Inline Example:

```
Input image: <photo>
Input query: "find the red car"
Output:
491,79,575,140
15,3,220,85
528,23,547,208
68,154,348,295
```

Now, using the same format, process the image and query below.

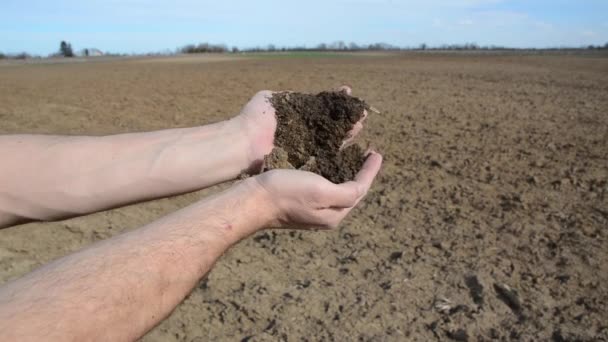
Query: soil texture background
1,53,607,341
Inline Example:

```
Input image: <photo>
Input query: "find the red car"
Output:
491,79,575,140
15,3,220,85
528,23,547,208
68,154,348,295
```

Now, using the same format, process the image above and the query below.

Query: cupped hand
236,86,368,172
252,151,382,229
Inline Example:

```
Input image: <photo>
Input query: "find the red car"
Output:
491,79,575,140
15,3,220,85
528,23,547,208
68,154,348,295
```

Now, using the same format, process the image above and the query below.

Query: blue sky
1,0,607,55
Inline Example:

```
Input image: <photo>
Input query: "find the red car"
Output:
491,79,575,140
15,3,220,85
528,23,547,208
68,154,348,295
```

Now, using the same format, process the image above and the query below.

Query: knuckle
327,220,341,229
309,184,326,203
257,90,272,97
347,183,363,204
323,215,342,229
346,196,358,208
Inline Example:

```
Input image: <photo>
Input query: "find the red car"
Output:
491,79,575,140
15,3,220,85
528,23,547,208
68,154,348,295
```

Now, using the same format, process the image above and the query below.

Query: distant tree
180,42,227,54
181,44,195,53
83,48,89,57
60,41,74,57
420,43,427,50
327,41,346,50
0,52,5,59
369,42,391,50
317,43,327,50
267,44,276,52
231,46,239,53
349,42,359,50
465,42,479,50
15,52,29,60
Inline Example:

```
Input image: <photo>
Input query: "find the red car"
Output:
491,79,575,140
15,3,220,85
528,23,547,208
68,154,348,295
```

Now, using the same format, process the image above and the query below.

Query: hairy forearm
0,118,252,227
0,179,271,341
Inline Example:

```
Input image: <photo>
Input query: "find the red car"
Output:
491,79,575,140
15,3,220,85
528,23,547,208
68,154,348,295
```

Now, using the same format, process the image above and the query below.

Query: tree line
3,40,608,60
178,41,608,54
0,41,84,59
179,41,408,53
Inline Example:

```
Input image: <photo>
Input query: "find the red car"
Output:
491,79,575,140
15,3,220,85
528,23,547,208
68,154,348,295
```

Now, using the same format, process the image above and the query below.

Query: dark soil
264,91,368,183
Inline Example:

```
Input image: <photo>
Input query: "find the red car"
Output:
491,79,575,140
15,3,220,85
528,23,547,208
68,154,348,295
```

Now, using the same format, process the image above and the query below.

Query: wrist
230,177,278,236
222,116,254,172
231,114,274,174
178,176,276,244
207,119,253,173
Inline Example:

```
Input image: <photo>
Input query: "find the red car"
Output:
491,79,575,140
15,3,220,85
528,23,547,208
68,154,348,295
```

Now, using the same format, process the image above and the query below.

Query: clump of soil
264,91,369,183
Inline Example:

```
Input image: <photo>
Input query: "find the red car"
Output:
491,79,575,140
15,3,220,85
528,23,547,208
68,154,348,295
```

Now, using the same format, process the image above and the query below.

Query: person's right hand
251,151,382,229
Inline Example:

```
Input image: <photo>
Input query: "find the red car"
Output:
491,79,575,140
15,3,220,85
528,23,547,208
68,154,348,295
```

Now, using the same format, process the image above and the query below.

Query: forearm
0,118,253,227
0,178,272,341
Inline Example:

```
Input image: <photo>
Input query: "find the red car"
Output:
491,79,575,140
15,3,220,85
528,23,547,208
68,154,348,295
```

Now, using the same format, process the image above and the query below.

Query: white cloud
581,30,597,37
458,19,474,26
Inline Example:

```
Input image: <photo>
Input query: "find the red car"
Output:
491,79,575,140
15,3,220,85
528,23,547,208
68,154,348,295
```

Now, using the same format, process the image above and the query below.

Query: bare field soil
1,53,607,341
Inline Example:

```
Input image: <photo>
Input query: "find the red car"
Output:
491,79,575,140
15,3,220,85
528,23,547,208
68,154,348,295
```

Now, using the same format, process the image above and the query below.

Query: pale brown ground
1,53,607,341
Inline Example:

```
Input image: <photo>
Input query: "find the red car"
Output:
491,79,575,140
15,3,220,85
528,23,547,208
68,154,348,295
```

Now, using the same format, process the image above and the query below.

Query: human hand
236,86,369,172
336,85,368,149
251,151,382,229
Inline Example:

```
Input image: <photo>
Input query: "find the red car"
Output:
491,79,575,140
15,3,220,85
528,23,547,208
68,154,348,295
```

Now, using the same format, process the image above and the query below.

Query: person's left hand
236,86,368,173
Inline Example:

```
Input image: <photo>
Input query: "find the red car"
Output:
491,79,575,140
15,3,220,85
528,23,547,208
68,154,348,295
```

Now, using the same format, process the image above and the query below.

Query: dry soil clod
263,91,371,183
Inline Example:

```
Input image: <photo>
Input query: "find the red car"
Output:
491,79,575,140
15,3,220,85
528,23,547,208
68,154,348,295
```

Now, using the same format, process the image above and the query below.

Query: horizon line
3,40,608,57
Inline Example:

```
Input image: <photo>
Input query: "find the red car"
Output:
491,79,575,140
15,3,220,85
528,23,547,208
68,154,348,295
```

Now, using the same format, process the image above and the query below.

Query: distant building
81,48,104,57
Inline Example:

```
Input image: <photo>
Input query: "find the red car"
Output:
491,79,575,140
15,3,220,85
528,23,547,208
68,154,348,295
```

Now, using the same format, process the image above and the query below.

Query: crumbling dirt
264,91,367,183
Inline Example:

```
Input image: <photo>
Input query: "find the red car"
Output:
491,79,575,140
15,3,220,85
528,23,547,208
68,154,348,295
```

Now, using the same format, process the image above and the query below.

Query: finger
257,90,275,97
255,90,277,107
354,151,383,194
316,153,382,225
324,181,360,208
317,207,352,229
350,121,363,138
337,85,352,95
325,151,382,207
361,109,368,122
340,122,364,149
